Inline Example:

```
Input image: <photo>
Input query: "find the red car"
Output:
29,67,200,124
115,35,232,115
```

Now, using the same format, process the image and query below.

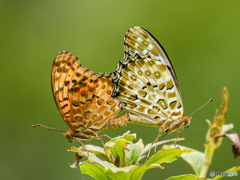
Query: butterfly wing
112,27,183,124
70,73,122,131
52,51,122,136
124,27,181,96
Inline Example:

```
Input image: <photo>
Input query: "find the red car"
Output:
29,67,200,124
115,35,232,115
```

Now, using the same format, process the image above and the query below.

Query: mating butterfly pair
35,27,194,145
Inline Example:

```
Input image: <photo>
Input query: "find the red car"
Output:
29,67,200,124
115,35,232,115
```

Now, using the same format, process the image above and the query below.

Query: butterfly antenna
188,98,213,117
32,124,66,133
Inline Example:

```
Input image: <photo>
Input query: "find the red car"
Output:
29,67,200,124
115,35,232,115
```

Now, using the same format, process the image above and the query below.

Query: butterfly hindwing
88,73,122,130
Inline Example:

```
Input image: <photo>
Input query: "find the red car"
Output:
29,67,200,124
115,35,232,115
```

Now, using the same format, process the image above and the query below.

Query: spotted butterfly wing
52,51,128,142
112,27,191,133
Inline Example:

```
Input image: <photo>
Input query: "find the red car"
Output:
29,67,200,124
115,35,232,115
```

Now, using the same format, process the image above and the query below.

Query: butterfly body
112,27,192,136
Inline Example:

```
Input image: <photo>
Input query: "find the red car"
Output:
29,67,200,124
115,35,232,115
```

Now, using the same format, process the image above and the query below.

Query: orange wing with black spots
52,51,129,142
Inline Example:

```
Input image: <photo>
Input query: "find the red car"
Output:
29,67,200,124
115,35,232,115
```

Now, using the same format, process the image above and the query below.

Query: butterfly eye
185,126,189,129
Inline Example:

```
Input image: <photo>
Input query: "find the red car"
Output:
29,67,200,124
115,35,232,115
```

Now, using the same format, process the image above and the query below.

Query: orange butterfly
33,51,130,146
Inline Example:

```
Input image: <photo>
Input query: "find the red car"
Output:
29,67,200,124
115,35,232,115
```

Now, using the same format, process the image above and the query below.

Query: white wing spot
143,49,148,54
148,44,153,50
168,87,175,93
137,37,143,42
165,75,170,81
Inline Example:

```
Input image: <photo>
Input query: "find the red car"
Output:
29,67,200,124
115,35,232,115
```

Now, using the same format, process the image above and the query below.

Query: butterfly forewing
52,51,92,129
124,27,180,95
112,27,183,124
52,51,123,140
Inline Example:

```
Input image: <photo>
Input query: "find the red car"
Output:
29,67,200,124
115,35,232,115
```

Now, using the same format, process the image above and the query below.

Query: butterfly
111,27,193,146
34,50,130,146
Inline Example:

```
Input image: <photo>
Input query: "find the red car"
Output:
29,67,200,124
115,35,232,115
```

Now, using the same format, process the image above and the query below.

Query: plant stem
200,144,215,177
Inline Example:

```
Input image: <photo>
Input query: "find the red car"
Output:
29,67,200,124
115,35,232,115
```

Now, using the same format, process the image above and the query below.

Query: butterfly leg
146,128,175,163
98,137,111,162
154,130,163,153
97,133,130,145
96,134,116,162
145,130,163,163
74,138,89,158
97,134,115,142
154,130,170,153
170,131,181,147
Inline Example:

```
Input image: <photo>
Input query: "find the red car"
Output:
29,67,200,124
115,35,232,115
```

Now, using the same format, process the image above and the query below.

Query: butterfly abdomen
101,113,129,131
128,114,162,127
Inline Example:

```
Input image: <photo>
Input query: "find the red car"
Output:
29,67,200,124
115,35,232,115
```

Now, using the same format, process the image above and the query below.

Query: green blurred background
1,0,239,179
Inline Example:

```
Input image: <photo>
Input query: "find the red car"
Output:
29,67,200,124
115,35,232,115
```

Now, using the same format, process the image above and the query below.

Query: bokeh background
1,0,240,179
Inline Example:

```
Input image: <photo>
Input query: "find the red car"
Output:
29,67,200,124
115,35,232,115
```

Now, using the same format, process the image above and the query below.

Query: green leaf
106,139,128,167
163,145,204,177
124,134,137,142
213,166,240,180
141,138,185,159
106,141,119,160
129,164,164,180
67,146,79,153
104,164,164,180
68,135,198,180
84,144,108,160
115,139,127,167
68,146,117,169
68,143,164,180
114,131,137,142
107,165,136,173
166,174,209,180
80,159,164,180
104,166,135,180
145,147,194,165
84,144,105,155
125,139,144,166
104,170,130,180
105,141,116,148
80,161,108,180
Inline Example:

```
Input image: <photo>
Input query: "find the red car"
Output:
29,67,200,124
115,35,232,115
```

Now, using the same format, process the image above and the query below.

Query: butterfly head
63,129,98,142
63,130,74,142
182,116,192,129
181,98,213,129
